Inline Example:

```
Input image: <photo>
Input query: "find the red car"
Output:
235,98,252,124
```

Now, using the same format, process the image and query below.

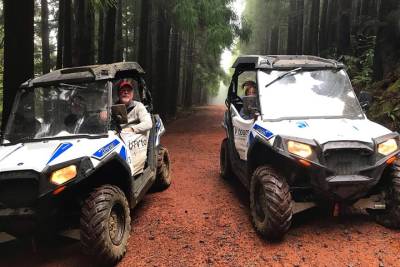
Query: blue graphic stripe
249,132,255,144
296,121,309,128
253,124,274,139
47,143,73,164
92,139,120,159
119,146,127,160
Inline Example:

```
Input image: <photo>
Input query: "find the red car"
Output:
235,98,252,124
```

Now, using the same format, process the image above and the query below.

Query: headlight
50,165,77,185
287,141,313,158
378,139,398,155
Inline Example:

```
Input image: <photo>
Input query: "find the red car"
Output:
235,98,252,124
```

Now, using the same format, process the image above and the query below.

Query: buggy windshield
2,81,110,144
257,69,364,120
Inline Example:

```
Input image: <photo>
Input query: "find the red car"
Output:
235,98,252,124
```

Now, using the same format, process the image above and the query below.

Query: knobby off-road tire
80,185,131,265
220,138,233,179
154,145,171,191
250,166,293,240
374,160,400,228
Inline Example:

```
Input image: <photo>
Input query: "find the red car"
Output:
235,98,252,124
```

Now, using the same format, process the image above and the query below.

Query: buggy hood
0,136,125,173
253,117,393,146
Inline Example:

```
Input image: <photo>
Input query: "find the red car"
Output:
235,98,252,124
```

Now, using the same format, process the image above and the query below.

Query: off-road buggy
0,62,171,263
220,55,400,240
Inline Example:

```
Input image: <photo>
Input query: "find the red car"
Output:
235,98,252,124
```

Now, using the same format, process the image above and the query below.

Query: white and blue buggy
0,62,171,264
221,55,400,240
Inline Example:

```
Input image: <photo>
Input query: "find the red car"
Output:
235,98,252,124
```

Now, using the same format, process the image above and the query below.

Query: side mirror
358,91,372,111
111,104,128,124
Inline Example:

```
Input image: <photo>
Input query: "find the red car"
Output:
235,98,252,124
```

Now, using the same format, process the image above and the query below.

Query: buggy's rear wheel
372,160,400,228
220,138,233,179
80,185,131,264
154,145,171,190
250,166,293,240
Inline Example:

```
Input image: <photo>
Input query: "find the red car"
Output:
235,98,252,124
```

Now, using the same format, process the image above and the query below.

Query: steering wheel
79,112,107,134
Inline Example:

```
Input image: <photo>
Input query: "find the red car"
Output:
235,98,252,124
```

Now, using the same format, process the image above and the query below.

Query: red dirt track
1,105,400,266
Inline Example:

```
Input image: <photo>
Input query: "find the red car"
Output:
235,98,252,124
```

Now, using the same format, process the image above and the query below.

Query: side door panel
230,104,253,160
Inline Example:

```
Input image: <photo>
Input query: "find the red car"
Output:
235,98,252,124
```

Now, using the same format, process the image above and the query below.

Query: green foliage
173,0,240,99
367,77,400,130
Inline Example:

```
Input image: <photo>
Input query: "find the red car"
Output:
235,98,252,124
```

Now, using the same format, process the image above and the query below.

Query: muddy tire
154,146,171,190
373,160,400,228
220,138,233,179
80,185,131,265
250,166,293,240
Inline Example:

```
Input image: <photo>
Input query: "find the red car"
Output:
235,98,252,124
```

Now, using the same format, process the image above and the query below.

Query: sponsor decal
128,138,147,150
92,139,120,160
234,127,250,137
47,143,73,164
253,124,274,139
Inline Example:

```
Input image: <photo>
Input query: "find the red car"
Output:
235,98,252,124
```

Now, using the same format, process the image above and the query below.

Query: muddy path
1,105,399,266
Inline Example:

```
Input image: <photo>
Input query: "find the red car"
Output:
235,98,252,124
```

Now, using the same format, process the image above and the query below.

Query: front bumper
303,149,394,202
272,136,399,202
316,174,379,201
0,157,93,236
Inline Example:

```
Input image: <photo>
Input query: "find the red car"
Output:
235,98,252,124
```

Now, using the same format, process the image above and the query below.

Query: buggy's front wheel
250,166,293,240
372,160,400,228
80,185,131,264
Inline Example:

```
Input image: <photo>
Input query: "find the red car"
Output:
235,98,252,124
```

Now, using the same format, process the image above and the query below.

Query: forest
0,0,247,129
0,0,400,130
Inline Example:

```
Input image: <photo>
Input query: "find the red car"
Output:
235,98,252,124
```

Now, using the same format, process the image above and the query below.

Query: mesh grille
0,172,39,208
324,150,371,175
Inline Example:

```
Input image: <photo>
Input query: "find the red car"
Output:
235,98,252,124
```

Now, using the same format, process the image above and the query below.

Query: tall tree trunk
56,0,64,69
168,30,181,117
336,0,351,55
74,1,94,66
88,6,95,64
155,4,171,117
98,9,104,63
309,0,320,55
183,32,195,108
63,0,72,67
287,0,298,54
319,0,329,56
270,25,279,54
326,0,338,54
302,0,312,54
115,0,123,61
373,0,400,80
2,0,34,129
132,0,141,60
138,0,150,69
41,0,50,73
102,5,117,63
296,0,304,54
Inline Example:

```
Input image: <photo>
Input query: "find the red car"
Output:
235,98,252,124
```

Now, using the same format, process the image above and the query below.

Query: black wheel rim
254,180,266,221
108,202,126,245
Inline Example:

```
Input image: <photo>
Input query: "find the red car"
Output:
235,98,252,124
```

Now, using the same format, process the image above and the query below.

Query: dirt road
1,105,400,266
